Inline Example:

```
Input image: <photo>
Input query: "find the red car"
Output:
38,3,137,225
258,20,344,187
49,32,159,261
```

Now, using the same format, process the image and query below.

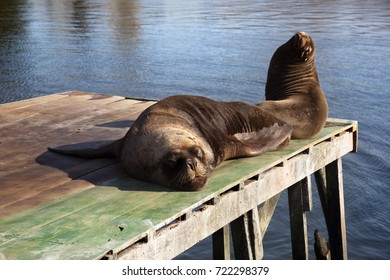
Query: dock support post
231,207,263,260
212,225,231,260
314,158,348,260
259,193,281,235
288,176,311,259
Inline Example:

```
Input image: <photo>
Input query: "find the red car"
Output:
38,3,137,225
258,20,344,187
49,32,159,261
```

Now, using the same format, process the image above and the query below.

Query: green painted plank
0,176,164,242
0,123,354,259
0,184,200,259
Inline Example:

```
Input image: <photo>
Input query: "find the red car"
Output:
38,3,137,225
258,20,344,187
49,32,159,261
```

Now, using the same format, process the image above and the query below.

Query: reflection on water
1,0,389,259
3,0,387,104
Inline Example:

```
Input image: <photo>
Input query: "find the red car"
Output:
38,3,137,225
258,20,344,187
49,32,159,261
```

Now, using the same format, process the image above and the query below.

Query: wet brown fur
49,95,292,191
257,32,328,138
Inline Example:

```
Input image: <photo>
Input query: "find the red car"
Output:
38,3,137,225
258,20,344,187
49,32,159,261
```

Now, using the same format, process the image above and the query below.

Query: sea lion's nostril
186,159,196,171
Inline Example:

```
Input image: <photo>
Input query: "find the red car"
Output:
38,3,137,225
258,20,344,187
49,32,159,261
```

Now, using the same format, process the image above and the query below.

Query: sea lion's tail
48,139,123,159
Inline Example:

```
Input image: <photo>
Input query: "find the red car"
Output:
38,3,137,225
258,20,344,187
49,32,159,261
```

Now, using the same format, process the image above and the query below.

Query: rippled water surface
1,0,389,259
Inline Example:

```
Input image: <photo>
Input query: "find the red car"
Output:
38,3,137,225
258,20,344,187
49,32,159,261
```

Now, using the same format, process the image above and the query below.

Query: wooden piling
231,207,264,260
212,225,231,260
288,177,310,260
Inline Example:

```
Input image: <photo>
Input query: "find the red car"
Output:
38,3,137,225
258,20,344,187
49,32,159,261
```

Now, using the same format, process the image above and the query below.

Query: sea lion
257,31,328,138
49,95,292,191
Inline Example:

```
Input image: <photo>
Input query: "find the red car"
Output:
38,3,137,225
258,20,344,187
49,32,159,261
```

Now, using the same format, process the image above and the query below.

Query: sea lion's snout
185,158,197,171
170,161,209,191
291,32,314,61
162,146,210,191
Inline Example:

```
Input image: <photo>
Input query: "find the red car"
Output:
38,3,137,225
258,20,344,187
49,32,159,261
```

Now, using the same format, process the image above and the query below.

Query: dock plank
0,95,152,153
0,92,68,112
0,92,114,127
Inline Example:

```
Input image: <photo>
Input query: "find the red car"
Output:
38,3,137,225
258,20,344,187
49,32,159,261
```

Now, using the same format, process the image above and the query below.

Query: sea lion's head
121,127,213,191
161,142,209,191
272,31,316,64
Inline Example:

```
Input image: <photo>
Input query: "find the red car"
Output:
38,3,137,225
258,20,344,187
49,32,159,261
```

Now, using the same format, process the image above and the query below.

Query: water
1,0,389,259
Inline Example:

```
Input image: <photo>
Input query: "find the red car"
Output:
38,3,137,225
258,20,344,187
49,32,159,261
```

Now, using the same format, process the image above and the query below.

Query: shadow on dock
36,148,171,193
35,116,172,195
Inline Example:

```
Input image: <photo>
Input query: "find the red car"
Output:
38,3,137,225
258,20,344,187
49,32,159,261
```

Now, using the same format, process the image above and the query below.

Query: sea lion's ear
230,123,292,158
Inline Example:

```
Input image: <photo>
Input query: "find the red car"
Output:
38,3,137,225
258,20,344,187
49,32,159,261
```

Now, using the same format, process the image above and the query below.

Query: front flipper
228,123,292,159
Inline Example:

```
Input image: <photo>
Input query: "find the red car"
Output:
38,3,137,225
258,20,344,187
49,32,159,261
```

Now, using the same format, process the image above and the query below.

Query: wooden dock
0,91,358,260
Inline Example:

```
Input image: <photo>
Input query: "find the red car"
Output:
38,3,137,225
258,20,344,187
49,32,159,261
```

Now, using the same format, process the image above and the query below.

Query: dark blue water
1,0,389,259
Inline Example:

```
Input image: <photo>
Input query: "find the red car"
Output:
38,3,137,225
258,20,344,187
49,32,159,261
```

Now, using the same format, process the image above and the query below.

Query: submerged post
325,159,348,259
314,158,348,260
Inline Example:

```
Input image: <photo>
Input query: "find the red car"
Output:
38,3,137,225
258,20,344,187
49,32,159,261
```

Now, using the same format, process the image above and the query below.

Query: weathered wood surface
231,207,263,260
288,177,311,260
0,91,358,259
